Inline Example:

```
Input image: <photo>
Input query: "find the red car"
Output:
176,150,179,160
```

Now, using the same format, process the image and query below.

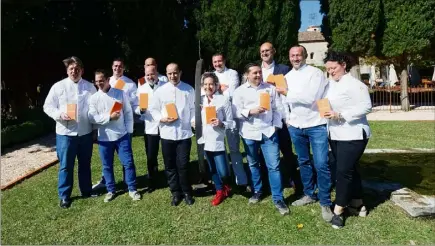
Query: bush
1,108,55,148
1,120,46,148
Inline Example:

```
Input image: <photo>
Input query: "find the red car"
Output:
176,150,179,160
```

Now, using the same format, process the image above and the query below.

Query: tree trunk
400,67,410,111
350,65,361,80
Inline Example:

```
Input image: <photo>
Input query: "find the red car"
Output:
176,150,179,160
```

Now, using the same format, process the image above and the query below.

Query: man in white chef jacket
92,57,138,191
149,63,195,206
283,45,333,222
211,53,249,191
134,65,166,192
88,69,141,203
43,56,96,208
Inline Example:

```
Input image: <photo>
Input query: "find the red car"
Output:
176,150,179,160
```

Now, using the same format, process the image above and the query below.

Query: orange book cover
114,79,125,90
274,74,287,89
220,84,228,91
139,93,148,109
138,77,145,86
266,74,275,84
317,98,331,118
110,101,123,114
205,106,217,124
66,104,77,120
260,92,271,111
165,103,178,119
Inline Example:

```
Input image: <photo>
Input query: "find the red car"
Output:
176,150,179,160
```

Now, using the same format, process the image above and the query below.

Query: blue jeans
288,125,332,206
98,133,137,193
242,132,283,203
56,132,93,200
205,151,230,191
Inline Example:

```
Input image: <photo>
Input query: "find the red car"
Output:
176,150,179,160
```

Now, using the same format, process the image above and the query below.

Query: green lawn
367,121,435,149
2,121,435,244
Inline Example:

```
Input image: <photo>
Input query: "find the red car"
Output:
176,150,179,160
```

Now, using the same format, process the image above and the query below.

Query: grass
367,121,435,149
2,123,435,244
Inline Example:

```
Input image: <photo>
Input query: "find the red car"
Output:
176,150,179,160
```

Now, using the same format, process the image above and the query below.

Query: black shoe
331,213,345,229
248,192,262,204
184,194,195,206
275,200,290,215
171,195,182,206
81,192,97,198
59,199,71,209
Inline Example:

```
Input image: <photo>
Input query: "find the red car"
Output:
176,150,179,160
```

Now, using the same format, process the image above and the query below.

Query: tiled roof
298,31,326,42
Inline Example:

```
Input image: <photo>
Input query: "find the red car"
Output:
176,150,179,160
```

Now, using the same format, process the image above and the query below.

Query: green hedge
1,108,55,148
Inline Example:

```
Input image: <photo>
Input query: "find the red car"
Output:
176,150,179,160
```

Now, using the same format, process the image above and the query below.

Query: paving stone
390,188,435,217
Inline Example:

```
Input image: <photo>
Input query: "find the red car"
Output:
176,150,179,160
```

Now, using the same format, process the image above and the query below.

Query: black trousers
329,131,368,207
144,133,160,184
277,121,303,194
161,138,192,196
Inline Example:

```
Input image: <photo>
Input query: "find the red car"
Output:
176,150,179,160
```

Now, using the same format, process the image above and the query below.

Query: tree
321,0,435,110
195,0,300,72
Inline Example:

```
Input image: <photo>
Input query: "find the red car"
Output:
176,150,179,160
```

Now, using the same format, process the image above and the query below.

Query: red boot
211,190,226,206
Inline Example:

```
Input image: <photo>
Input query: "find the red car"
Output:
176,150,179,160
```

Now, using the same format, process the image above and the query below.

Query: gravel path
1,134,57,187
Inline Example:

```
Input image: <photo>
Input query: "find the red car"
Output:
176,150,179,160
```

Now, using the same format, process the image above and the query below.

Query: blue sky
299,0,322,32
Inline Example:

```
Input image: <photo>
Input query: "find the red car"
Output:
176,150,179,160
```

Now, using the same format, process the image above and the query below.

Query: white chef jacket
284,64,328,128
214,67,240,99
158,74,168,82
134,80,166,135
88,88,134,142
109,75,137,108
43,77,96,136
149,81,195,141
326,73,372,141
233,81,282,141
200,93,234,152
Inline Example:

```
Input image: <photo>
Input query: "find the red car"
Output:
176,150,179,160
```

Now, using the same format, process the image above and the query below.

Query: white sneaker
104,192,115,203
348,205,368,217
129,191,141,201
92,179,106,190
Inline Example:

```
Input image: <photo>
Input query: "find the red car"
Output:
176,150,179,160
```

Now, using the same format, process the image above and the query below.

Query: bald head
144,57,157,69
166,63,181,84
260,42,276,64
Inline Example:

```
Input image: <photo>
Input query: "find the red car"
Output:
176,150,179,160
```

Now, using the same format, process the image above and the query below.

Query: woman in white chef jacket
199,72,234,206
323,51,372,229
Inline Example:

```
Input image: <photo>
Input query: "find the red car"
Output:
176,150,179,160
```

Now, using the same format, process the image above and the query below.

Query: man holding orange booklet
88,69,141,203
149,63,195,206
233,63,289,216
211,53,249,191
43,56,96,208
134,65,166,192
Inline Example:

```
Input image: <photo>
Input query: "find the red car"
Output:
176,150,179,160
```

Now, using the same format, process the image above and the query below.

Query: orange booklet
266,74,275,85
139,93,148,109
317,98,331,118
138,77,145,86
165,103,178,119
110,101,123,114
205,106,217,124
220,84,228,91
260,92,271,111
274,74,287,89
114,79,125,90
66,104,77,120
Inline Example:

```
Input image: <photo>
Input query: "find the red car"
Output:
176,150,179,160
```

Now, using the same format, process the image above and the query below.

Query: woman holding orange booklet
198,72,234,206
323,51,372,229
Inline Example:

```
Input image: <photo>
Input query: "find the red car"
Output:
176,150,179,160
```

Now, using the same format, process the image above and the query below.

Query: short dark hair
290,45,308,59
212,53,226,61
113,57,124,65
94,69,110,80
323,51,355,72
244,62,261,74
63,56,84,69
